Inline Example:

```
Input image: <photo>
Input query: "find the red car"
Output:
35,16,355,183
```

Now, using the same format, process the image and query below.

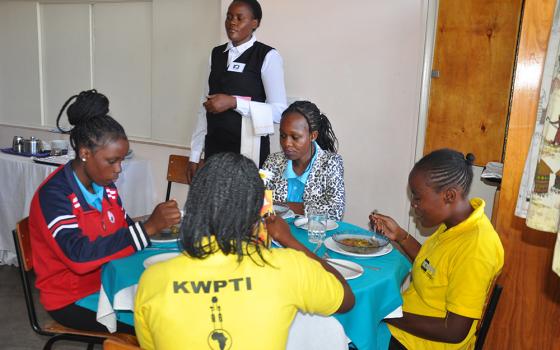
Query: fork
322,251,380,271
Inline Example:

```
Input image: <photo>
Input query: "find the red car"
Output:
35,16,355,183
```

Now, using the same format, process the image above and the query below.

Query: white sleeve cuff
235,97,251,117
189,150,202,163
128,222,150,251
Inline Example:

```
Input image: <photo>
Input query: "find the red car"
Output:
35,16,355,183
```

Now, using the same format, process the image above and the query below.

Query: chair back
12,217,140,348
14,217,33,271
12,217,46,335
104,338,142,350
474,283,503,350
165,155,189,201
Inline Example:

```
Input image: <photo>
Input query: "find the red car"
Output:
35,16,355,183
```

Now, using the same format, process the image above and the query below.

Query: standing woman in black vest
187,0,287,183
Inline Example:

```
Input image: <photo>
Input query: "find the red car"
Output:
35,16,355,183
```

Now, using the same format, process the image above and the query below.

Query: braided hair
55,89,127,154
179,152,266,262
282,101,339,153
413,148,475,196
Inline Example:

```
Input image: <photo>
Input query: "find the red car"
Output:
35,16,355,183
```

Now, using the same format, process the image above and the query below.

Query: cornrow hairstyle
179,152,267,263
413,148,475,196
281,101,339,153
55,89,127,154
232,0,262,24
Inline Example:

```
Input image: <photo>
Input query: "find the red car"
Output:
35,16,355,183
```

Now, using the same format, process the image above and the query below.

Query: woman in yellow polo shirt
370,148,504,350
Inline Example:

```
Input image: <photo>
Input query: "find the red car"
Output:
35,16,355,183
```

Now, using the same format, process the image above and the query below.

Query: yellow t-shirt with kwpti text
134,245,344,350
389,198,504,350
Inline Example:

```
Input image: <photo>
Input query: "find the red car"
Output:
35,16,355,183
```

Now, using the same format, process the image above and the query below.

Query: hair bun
67,89,109,127
465,153,475,165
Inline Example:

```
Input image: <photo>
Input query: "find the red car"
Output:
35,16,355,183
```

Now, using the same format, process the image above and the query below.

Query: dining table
0,151,156,265
93,219,411,350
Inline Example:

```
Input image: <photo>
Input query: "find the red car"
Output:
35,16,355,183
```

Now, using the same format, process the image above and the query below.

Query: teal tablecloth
93,221,411,350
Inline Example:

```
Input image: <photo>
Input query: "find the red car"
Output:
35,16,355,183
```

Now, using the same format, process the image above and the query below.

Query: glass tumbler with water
307,211,327,243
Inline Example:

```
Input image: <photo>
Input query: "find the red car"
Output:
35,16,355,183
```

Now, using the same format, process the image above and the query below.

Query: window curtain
516,1,560,276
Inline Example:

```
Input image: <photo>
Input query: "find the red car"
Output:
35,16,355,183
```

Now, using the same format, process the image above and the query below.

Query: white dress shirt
189,35,287,163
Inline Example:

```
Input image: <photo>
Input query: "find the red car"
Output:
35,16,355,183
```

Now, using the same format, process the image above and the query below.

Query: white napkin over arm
240,101,274,164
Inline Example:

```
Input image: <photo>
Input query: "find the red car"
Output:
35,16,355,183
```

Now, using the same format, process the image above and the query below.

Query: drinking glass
307,211,327,244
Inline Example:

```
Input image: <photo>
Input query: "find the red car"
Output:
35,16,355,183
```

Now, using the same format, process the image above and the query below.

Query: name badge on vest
228,62,246,73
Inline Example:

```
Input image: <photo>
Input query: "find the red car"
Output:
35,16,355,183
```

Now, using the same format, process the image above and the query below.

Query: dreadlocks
179,152,266,262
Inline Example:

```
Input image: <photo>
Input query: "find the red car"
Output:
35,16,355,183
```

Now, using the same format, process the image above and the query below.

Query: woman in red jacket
29,90,181,334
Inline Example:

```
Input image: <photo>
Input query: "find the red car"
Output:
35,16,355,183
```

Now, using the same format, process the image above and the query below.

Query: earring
81,158,86,162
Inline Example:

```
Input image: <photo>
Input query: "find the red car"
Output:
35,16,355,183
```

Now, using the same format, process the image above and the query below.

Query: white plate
143,252,180,268
293,217,339,231
281,209,295,219
150,237,179,243
273,204,290,215
326,259,363,280
150,228,179,243
324,237,393,257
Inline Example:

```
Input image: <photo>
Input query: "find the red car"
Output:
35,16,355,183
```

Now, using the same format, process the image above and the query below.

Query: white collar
224,34,257,55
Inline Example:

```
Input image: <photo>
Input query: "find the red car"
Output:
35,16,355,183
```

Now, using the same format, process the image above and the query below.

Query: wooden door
424,0,523,166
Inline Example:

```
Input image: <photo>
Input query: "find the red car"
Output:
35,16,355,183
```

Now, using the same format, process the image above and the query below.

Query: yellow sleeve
284,250,345,315
134,272,156,350
446,252,498,319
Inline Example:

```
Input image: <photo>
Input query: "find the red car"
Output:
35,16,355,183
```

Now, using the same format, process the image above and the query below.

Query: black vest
205,41,273,166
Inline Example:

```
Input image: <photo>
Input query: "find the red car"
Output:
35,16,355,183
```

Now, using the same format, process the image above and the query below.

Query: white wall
223,0,430,227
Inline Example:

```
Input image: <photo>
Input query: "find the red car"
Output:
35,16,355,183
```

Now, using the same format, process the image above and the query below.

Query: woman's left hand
203,94,236,113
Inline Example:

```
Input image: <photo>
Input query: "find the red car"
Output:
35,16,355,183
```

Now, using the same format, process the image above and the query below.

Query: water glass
307,211,327,244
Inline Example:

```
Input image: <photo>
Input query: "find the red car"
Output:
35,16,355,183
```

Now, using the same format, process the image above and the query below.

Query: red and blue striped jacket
29,162,150,311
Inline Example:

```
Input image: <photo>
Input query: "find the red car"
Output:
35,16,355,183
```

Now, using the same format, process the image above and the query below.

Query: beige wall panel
40,3,91,130
0,1,41,127
151,0,221,145
93,2,152,138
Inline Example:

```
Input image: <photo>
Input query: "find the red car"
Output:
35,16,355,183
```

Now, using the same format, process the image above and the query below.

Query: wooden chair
104,338,141,350
474,282,503,350
165,155,189,201
165,154,205,200
12,217,138,350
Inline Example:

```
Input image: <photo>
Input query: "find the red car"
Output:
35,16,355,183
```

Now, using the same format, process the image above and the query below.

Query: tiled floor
0,264,100,349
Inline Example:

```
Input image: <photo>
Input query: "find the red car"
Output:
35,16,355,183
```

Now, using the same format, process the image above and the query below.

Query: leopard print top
262,146,345,220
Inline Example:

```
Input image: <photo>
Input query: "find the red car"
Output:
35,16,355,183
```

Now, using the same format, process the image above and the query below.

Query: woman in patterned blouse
262,101,345,220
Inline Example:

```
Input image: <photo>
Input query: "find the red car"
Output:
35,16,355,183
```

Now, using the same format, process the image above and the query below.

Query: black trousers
49,303,135,335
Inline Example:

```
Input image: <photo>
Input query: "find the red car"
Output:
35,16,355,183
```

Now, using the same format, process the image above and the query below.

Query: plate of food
293,217,339,231
150,226,180,243
325,233,392,257
326,258,363,280
143,252,180,268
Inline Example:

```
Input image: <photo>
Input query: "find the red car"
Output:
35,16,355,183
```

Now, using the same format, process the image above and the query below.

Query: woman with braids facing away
262,100,345,220
28,90,181,334
134,153,354,350
370,149,504,350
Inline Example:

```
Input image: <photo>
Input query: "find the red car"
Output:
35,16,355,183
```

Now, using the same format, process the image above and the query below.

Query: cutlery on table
322,250,380,271
324,258,363,274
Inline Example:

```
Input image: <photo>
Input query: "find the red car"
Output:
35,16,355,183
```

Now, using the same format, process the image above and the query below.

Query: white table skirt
0,152,156,265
